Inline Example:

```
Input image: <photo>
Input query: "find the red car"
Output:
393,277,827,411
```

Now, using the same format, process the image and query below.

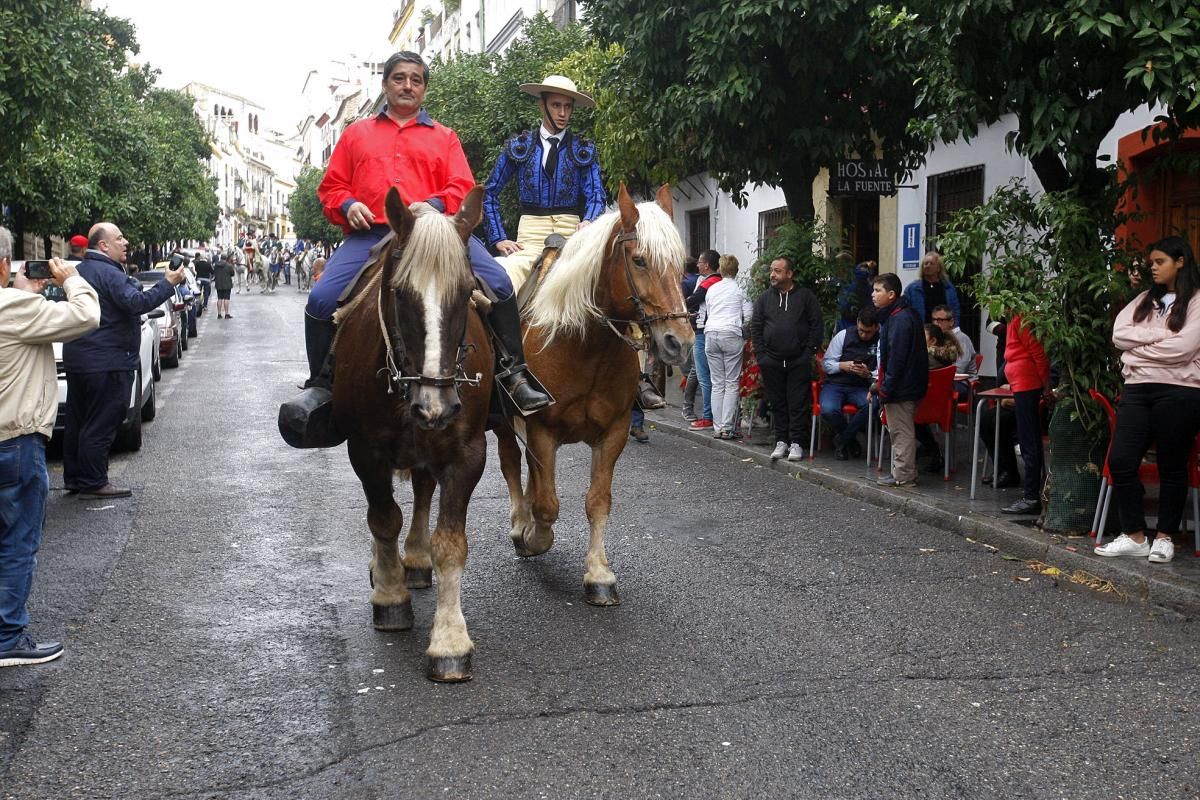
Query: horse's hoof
584,582,621,606
404,567,433,589
427,653,473,683
516,537,552,556
372,600,414,631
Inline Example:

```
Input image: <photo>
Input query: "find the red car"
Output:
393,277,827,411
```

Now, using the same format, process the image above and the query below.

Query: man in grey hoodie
750,256,823,462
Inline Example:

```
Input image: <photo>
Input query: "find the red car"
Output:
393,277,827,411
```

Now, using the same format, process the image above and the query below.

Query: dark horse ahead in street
332,186,493,682
496,185,694,605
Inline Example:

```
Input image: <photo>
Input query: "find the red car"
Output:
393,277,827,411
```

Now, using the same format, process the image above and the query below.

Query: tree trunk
781,166,818,224
12,206,26,260
43,235,52,258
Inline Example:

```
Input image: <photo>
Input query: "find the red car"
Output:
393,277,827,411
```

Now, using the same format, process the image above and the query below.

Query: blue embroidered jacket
482,129,606,245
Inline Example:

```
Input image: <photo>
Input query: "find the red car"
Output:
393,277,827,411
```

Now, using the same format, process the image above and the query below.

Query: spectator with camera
63,223,185,498
0,228,101,666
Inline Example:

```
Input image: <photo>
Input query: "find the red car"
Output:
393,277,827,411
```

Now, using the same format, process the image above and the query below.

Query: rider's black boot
278,313,345,448
489,295,552,413
636,374,666,409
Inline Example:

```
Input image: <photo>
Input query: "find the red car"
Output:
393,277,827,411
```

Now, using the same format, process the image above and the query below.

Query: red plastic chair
955,353,985,430
1091,388,1200,555
809,377,861,460
877,366,957,481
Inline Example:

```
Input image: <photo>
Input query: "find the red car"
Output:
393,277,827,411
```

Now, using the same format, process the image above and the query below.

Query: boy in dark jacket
871,272,927,486
750,256,823,461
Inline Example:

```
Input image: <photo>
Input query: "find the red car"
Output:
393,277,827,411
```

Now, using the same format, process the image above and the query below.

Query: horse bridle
375,247,481,398
598,229,692,351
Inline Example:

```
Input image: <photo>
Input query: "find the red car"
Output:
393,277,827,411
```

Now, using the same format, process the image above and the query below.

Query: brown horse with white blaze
496,184,693,605
332,185,493,682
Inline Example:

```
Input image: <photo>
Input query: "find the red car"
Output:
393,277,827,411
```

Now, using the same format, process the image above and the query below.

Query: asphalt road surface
3,289,1199,799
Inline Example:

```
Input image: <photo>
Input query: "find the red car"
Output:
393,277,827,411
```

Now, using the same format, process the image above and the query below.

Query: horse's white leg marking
427,526,473,659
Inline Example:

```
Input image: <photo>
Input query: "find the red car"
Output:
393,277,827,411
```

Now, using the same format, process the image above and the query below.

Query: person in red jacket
1000,315,1051,515
279,51,549,449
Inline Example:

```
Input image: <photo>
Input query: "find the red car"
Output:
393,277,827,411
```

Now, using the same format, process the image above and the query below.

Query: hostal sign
829,160,895,196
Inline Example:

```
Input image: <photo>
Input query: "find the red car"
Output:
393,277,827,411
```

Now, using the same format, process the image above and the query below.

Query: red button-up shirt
318,108,475,233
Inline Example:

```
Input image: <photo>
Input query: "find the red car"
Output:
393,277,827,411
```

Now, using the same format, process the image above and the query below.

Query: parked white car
10,260,162,452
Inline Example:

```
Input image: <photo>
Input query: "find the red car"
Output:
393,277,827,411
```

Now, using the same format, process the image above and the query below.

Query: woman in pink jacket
1096,237,1200,564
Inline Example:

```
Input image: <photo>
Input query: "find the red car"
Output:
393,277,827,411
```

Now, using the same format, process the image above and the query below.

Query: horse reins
597,230,692,351
375,249,481,398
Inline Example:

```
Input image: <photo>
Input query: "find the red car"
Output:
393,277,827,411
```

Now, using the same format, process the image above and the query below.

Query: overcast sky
98,0,391,129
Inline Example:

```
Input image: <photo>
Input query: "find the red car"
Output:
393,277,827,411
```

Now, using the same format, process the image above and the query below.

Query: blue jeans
0,434,48,651
693,330,713,421
307,227,514,320
631,407,644,428
819,382,870,441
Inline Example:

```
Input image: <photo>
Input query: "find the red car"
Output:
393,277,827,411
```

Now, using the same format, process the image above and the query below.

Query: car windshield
137,270,167,283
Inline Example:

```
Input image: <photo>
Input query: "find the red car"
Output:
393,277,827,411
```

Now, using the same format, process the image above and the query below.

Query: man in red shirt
281,51,550,448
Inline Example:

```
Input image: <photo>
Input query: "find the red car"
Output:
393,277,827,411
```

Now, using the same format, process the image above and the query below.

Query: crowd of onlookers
665,236,1200,567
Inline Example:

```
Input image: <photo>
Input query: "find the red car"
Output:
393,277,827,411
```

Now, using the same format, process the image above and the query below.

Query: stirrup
636,378,666,410
495,366,555,416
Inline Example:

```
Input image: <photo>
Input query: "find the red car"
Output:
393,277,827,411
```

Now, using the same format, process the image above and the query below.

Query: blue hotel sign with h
902,224,920,270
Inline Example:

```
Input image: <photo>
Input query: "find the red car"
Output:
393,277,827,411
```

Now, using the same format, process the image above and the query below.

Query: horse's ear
453,186,485,243
655,184,674,218
617,182,639,232
385,187,415,243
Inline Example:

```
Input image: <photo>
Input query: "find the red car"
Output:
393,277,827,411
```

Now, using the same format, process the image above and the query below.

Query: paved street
3,288,1200,799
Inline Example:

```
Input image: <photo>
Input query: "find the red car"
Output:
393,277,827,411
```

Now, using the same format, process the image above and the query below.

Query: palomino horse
332,185,493,682
496,184,693,605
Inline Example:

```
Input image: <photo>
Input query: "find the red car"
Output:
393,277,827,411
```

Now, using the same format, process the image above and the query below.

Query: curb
646,410,1200,615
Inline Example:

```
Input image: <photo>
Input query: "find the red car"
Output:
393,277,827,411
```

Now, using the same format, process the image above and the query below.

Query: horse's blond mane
389,202,472,305
525,201,684,343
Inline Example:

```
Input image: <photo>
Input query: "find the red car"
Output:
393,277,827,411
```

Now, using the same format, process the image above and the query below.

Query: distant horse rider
279,51,551,449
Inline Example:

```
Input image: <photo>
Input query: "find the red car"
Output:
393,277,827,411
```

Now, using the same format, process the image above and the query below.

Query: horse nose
412,392,462,430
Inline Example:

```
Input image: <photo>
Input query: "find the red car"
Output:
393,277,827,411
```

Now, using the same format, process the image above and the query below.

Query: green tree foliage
0,1,135,161
583,0,929,222
888,0,1200,213
938,182,1139,438
289,165,343,245
0,9,219,252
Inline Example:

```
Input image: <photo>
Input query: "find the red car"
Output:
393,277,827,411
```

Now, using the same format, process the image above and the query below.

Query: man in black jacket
750,256,823,462
63,222,184,497
871,272,928,487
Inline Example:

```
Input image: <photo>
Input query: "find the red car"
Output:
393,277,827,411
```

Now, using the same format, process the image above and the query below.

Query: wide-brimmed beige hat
519,74,595,108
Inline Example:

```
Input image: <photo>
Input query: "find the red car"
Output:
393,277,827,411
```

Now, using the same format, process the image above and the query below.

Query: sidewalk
644,384,1200,614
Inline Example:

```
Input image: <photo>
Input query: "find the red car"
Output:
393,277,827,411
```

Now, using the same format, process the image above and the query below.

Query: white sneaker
1094,533,1151,558
770,441,787,460
1148,537,1175,564
787,443,804,462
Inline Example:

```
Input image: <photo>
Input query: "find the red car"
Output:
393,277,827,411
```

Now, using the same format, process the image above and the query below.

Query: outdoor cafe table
970,385,1014,500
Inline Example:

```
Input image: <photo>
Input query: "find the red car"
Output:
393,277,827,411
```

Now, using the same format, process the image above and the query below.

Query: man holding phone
62,222,184,498
820,307,880,460
0,227,100,666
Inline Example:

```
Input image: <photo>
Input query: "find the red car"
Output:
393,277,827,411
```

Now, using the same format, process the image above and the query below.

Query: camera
24,260,52,280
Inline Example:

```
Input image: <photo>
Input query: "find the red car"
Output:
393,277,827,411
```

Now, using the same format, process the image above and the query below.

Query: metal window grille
688,209,710,257
757,206,789,254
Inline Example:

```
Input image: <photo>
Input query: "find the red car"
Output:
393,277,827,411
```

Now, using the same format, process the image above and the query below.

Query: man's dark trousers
760,361,811,446
63,371,134,491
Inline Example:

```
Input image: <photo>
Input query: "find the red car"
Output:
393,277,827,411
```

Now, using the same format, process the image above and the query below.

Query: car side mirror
147,309,165,319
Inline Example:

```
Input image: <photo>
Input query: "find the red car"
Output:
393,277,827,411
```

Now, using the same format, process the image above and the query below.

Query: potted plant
939,179,1139,531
